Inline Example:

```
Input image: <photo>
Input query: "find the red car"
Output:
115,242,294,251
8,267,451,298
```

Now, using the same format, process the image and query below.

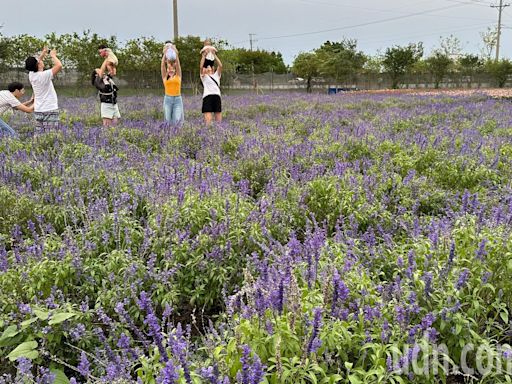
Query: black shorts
202,94,222,113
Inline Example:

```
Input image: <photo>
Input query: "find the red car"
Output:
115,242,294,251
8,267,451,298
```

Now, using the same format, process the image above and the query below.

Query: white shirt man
25,47,62,130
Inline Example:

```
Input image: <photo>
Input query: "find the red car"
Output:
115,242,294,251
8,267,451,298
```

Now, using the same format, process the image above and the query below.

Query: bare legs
203,112,222,125
102,117,118,127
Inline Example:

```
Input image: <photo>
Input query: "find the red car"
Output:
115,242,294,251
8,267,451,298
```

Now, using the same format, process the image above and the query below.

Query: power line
234,23,492,56
294,0,421,13
231,2,493,48
355,21,492,46
296,0,493,21
256,3,466,41
444,0,492,7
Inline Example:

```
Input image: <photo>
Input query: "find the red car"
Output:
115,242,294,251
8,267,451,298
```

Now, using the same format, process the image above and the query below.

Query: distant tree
46,31,117,81
2,34,44,68
173,35,205,91
314,39,366,83
410,59,428,75
362,56,383,75
439,34,463,59
119,37,161,71
486,59,512,88
224,48,287,74
458,54,482,73
382,43,423,88
269,51,288,74
425,51,453,88
115,37,162,87
292,52,320,93
457,54,483,85
480,27,498,60
0,32,7,70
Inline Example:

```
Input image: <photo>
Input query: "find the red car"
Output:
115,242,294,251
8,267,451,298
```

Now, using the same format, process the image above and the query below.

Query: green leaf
7,340,39,361
21,318,38,328
344,361,353,371
0,325,19,341
34,309,49,321
328,374,343,383
50,369,70,384
348,374,363,384
501,310,509,324
48,312,76,325
282,369,291,383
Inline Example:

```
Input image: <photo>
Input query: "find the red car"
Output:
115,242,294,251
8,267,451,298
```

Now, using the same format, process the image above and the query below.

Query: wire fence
0,68,509,93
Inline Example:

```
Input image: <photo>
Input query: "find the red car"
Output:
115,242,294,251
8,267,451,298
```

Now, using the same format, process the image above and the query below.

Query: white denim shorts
100,103,121,119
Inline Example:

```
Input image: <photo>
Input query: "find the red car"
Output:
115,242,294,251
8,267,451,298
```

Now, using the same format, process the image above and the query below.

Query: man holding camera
25,46,62,131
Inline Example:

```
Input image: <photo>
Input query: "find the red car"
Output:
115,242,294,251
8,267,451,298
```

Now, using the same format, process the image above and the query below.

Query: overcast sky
2,0,510,64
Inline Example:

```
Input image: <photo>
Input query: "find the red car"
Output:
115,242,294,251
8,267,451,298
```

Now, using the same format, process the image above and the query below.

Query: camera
47,49,51,54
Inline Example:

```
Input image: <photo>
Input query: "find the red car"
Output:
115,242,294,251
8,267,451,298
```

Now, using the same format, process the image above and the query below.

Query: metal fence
0,68,508,92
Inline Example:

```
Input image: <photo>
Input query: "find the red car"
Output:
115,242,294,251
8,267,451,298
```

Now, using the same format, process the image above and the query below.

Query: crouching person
91,69,120,127
0,82,35,137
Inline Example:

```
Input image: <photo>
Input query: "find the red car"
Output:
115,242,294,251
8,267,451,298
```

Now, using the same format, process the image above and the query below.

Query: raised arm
98,60,107,78
50,49,63,76
38,46,48,63
199,53,206,76
161,53,167,83
106,61,116,76
175,49,182,78
214,54,223,76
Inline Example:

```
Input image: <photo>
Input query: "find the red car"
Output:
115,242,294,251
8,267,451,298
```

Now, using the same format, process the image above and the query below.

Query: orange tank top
164,75,181,96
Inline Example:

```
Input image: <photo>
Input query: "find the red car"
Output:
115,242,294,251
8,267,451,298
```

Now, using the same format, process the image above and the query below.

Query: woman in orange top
161,45,184,124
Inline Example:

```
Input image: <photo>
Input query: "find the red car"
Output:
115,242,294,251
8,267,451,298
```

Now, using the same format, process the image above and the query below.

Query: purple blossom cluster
1,92,512,382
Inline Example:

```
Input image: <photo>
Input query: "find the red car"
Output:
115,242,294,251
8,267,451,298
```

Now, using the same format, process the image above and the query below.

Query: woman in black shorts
200,52,223,125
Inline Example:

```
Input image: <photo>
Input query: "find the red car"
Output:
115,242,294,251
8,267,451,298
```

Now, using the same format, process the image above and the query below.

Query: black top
93,74,118,104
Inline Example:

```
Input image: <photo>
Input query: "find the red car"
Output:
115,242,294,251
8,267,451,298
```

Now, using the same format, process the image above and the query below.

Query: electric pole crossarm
491,0,510,61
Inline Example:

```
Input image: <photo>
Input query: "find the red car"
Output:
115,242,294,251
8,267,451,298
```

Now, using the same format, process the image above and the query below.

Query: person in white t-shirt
0,82,34,137
25,47,63,131
200,51,223,125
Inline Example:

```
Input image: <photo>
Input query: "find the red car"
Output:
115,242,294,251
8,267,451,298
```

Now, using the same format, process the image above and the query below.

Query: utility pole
491,0,510,61
249,33,256,51
249,34,257,93
173,0,179,41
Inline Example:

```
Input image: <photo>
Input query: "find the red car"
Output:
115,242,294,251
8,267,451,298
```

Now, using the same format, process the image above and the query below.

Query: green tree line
1,30,512,90
292,34,512,92
0,31,287,87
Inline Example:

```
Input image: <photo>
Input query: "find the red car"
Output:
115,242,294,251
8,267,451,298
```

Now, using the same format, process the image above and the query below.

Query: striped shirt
0,90,21,115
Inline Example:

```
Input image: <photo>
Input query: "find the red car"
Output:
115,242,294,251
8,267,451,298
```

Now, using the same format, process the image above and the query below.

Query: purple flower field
2,92,512,383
